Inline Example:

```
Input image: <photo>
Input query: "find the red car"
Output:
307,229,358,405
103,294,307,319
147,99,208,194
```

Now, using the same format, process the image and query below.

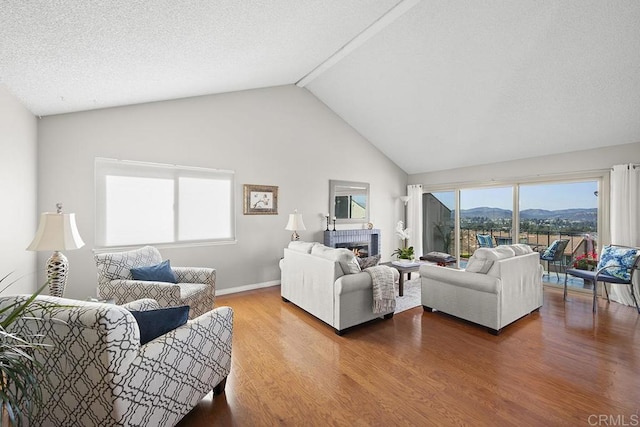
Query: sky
432,181,598,211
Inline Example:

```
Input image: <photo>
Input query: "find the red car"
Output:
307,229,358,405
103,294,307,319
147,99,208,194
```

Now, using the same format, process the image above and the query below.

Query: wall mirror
329,180,370,224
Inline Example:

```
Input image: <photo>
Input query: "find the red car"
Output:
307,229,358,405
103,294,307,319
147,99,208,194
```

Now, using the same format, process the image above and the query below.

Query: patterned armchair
95,246,215,319
0,295,233,427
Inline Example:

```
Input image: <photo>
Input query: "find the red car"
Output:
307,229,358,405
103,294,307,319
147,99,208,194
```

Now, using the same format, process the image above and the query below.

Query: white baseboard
216,280,280,296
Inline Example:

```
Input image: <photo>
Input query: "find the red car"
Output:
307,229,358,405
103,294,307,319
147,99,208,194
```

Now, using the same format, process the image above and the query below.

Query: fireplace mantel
324,229,381,256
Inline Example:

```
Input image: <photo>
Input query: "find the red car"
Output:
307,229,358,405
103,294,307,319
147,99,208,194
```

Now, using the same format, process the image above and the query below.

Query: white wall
37,85,407,299
409,141,640,186
0,85,38,294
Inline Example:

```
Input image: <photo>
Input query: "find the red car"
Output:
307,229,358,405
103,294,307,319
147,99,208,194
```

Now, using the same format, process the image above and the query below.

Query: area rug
394,278,421,314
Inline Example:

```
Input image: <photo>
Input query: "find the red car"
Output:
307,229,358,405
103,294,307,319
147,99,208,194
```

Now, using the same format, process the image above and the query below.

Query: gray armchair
95,245,215,319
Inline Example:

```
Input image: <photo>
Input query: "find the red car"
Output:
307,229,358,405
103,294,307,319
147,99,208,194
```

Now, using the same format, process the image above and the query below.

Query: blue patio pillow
597,245,638,281
130,259,177,283
477,235,493,248
129,305,190,345
541,240,562,260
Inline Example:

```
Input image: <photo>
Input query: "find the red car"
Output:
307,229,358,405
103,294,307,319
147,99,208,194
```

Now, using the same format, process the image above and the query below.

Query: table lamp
27,203,84,297
285,209,306,241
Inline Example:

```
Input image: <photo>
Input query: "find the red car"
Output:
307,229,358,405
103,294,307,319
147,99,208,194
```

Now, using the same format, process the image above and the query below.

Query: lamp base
46,251,68,298
291,231,300,241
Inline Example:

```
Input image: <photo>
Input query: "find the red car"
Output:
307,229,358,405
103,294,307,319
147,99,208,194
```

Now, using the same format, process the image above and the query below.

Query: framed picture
243,184,278,215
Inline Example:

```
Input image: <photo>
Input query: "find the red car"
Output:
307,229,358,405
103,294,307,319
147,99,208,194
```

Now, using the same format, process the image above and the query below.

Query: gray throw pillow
357,254,381,269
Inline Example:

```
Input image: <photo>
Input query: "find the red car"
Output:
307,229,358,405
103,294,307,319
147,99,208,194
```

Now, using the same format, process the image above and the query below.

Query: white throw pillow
465,257,494,274
288,241,317,254
494,245,516,258
509,244,533,256
311,246,361,275
473,247,514,261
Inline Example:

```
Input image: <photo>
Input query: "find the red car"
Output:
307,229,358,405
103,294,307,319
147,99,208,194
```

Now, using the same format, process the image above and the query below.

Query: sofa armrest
335,272,372,295
99,279,182,305
0,295,143,426
117,306,234,424
173,266,216,288
335,267,399,295
420,264,500,294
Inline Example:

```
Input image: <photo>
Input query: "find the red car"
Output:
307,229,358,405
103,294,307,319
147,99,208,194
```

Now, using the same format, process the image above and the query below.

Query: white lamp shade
285,213,306,231
27,212,85,251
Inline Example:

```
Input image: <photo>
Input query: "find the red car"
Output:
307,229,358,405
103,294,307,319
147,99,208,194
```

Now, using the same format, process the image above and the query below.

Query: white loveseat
420,244,543,335
280,241,398,334
0,295,233,426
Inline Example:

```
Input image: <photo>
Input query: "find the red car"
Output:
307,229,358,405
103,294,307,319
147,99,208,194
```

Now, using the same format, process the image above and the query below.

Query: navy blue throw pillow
130,259,177,283
129,306,190,345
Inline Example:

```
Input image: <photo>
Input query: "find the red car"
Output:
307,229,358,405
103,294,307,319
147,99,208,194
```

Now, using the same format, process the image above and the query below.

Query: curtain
407,184,423,258
609,164,640,306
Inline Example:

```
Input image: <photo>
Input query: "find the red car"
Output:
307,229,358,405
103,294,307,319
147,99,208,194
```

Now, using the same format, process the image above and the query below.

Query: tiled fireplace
324,229,381,257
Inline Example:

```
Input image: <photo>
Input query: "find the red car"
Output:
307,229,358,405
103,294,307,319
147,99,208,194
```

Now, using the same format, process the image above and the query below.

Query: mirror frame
329,180,370,224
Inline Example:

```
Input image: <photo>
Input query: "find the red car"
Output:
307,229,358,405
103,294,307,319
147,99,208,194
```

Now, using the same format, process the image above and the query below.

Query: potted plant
393,221,414,263
572,252,598,271
0,274,51,426
392,246,415,262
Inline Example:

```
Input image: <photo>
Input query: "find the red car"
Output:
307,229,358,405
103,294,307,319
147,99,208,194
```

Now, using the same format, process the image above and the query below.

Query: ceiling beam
296,0,421,87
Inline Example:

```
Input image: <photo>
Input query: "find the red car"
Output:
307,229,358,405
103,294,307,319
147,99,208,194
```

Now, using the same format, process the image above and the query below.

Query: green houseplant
393,221,414,261
392,246,415,260
0,273,51,426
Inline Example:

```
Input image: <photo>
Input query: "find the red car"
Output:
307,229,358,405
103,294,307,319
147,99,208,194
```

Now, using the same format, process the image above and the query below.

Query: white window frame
95,157,236,249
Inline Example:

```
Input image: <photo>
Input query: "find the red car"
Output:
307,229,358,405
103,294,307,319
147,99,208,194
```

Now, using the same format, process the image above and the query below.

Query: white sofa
280,241,398,334
0,295,233,426
420,244,543,335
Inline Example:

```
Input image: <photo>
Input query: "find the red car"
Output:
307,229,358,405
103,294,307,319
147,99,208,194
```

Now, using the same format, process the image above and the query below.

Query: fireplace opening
325,229,380,257
336,242,369,258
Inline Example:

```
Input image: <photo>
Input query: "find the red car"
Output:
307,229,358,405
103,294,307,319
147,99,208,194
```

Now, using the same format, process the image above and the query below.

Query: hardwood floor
176,286,640,426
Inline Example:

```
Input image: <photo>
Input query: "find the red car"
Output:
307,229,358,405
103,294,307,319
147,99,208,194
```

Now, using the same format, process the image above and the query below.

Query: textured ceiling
0,0,397,115
307,0,640,173
2,1,639,174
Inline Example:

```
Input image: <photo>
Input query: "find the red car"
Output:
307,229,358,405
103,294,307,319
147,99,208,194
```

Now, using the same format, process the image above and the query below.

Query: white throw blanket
366,265,396,313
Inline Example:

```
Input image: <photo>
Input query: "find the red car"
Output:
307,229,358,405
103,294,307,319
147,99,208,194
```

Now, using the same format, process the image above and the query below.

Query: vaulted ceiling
2,1,639,174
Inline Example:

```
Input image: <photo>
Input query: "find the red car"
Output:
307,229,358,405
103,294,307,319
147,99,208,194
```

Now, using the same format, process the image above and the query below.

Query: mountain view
457,207,597,221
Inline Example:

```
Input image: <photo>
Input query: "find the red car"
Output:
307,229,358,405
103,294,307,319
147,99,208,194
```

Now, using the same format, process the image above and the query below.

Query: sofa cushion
129,305,189,345
287,241,317,254
473,246,515,261
509,244,533,256
465,257,494,274
311,245,361,275
130,259,178,283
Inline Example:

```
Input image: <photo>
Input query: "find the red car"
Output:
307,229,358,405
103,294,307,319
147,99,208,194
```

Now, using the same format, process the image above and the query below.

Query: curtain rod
611,163,639,170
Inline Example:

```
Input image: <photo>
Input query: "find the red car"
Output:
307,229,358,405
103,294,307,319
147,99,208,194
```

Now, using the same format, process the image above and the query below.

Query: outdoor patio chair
540,239,570,280
564,244,640,313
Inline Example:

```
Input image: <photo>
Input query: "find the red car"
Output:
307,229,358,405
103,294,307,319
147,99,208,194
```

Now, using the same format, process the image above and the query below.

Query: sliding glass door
519,181,598,290
423,191,455,255
459,187,513,258
421,176,602,293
